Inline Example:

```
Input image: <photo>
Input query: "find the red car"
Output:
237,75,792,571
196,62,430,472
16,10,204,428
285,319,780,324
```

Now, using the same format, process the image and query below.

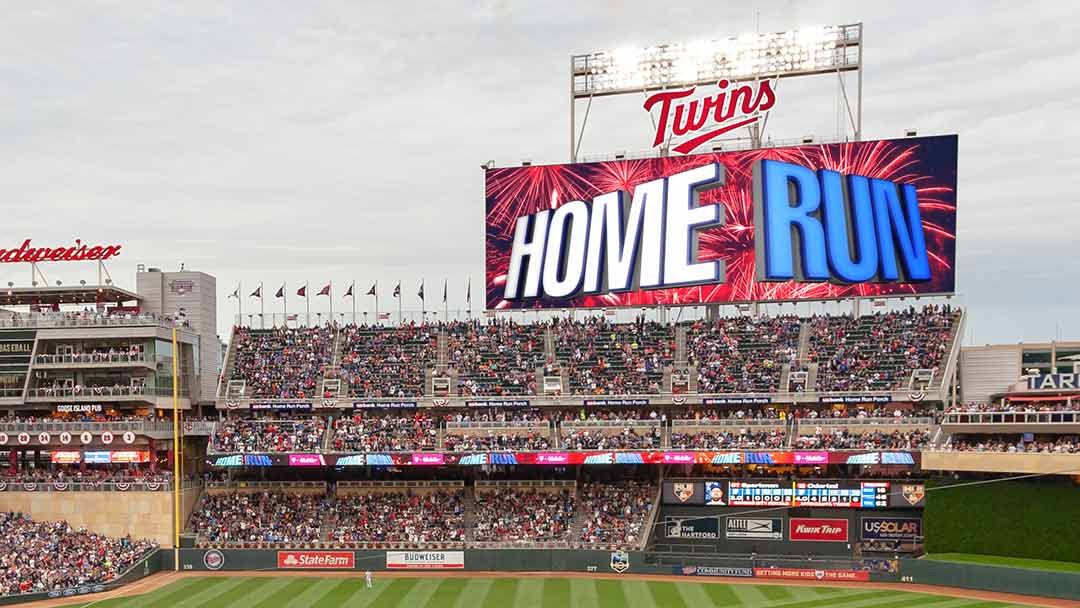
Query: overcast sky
1,1,1077,345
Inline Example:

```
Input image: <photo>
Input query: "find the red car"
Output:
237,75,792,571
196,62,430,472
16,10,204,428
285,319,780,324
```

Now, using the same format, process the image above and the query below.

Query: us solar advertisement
485,135,957,310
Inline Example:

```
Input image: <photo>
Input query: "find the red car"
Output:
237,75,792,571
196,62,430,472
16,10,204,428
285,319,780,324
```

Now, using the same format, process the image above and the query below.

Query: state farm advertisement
277,551,355,569
789,518,849,542
754,568,869,582
385,551,465,570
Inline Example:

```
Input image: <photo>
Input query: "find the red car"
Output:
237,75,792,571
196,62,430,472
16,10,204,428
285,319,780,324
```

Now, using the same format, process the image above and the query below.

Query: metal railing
0,479,173,492
445,421,550,430
205,481,328,491
672,418,788,428
942,411,1080,425
0,315,180,330
0,420,175,433
798,416,936,427
35,353,149,366
27,386,156,399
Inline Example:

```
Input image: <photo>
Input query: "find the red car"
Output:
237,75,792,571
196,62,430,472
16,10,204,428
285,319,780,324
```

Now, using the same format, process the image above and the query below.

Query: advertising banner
676,566,755,577
385,551,465,570
789,518,849,542
277,551,355,569
754,568,869,582
486,135,958,310
665,517,720,539
725,517,783,540
861,517,922,541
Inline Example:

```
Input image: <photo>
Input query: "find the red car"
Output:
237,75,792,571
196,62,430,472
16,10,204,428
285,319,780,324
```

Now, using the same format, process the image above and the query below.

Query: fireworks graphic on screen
485,136,957,310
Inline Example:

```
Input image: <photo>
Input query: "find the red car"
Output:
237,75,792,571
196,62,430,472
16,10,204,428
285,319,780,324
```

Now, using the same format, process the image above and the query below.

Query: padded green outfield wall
924,480,1080,562
900,558,1080,601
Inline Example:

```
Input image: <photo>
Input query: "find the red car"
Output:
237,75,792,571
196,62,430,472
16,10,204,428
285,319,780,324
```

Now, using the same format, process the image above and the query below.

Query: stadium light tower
569,23,863,161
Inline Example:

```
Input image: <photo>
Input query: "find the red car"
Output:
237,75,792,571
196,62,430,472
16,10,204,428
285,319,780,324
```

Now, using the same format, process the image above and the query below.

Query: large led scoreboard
665,480,923,509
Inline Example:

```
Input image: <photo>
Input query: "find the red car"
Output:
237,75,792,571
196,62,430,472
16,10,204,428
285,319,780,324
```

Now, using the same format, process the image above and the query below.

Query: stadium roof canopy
0,285,138,307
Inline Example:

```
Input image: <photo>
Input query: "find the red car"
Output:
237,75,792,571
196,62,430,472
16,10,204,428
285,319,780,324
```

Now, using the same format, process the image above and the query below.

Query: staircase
796,321,812,364
805,363,819,393
463,486,477,543
569,485,587,543
779,363,791,393
674,325,688,366
436,330,449,374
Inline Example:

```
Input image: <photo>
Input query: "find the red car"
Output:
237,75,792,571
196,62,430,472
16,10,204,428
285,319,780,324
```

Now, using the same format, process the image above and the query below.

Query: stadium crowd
560,427,661,450
554,317,671,395
945,434,1080,453
444,431,551,451
330,413,437,452
578,481,655,547
669,429,787,449
794,429,931,450
190,491,326,545
445,320,544,396
339,324,435,398
473,488,575,543
0,513,157,596
329,490,465,545
230,326,332,398
211,417,327,453
688,316,801,393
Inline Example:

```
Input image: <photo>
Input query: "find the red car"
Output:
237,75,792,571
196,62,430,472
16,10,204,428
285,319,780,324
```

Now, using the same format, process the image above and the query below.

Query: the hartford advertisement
485,135,957,309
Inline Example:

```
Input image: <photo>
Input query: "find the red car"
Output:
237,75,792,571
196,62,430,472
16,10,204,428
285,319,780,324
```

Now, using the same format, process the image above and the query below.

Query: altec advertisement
789,518,849,542
277,551,355,569
485,135,957,309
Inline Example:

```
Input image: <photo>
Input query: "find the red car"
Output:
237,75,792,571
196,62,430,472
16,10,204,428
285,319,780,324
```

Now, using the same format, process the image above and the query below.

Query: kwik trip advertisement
485,135,957,309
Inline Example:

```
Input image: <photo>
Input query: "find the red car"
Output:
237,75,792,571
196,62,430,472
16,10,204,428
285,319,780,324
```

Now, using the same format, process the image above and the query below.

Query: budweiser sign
0,239,122,264
277,551,355,569
643,78,777,154
789,518,849,542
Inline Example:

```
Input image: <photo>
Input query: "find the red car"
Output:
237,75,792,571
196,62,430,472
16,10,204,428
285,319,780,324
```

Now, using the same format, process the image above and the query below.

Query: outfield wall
900,559,1080,601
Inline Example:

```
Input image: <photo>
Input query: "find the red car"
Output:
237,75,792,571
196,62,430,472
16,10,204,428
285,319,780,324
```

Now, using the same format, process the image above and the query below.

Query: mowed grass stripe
645,581,688,608
169,577,252,608
421,578,469,608
754,584,795,602
251,578,317,608
542,578,571,608
285,578,345,607
696,580,744,606
853,593,960,608
193,578,272,608
139,577,229,607
765,589,896,608
453,578,491,608
369,578,422,608
593,579,629,608
310,578,365,607
514,578,545,608
481,578,519,608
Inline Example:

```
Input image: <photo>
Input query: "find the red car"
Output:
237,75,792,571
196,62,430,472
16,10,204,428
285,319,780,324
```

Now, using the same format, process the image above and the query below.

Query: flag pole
306,282,310,327
260,281,265,329
375,281,379,326
329,281,333,325
282,282,287,328
237,281,242,327
444,279,448,324
352,282,356,324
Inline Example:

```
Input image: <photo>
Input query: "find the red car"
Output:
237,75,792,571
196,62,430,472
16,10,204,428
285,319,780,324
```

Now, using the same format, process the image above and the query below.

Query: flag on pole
417,280,425,301
378,312,391,320
392,282,401,298
250,285,262,298
442,280,447,304
228,285,239,299
318,283,331,297
297,284,307,297
275,285,285,298
344,282,354,298
366,283,376,296
466,277,471,304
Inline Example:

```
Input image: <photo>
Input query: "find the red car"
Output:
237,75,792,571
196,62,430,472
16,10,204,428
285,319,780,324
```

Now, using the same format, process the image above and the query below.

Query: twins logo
643,79,777,154
609,550,630,573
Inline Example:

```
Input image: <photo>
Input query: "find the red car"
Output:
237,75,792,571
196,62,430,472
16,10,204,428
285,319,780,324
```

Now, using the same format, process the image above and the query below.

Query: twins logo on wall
610,550,630,573
485,135,957,310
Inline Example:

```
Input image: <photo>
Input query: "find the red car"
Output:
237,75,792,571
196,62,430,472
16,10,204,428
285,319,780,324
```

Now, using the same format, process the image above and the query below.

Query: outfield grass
926,552,1080,573
59,576,1048,607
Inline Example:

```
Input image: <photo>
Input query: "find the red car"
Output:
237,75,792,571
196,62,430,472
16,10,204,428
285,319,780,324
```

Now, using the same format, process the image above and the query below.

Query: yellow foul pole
172,327,180,571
